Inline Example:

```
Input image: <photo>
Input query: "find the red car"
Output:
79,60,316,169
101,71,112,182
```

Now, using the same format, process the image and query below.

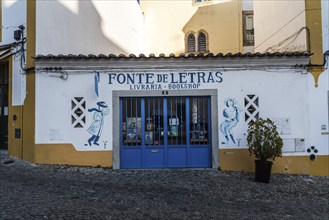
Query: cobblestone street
1,151,328,220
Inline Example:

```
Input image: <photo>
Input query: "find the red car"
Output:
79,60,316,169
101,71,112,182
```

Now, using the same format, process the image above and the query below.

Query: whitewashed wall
35,68,314,157
2,0,26,105
242,0,253,10
36,0,144,55
306,0,329,155
308,73,329,155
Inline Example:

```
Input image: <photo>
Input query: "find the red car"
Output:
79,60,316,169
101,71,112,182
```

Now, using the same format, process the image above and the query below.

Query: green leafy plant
247,118,283,161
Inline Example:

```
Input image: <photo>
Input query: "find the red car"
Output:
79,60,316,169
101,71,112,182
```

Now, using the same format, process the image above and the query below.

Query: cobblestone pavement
1,151,328,220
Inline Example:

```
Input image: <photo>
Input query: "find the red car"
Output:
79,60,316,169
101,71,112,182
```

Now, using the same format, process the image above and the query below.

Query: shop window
71,97,86,128
121,97,210,147
122,98,142,146
243,11,254,46
244,95,259,124
197,31,207,53
120,96,211,169
189,97,209,145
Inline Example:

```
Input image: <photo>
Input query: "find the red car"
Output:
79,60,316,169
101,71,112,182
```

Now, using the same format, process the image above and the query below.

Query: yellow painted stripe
35,144,113,168
305,0,324,87
23,0,36,162
219,149,329,176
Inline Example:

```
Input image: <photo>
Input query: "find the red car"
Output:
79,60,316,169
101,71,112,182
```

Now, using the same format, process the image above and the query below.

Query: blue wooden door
120,96,211,169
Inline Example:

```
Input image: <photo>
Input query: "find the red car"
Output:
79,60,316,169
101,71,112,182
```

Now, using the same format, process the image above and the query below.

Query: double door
120,96,211,168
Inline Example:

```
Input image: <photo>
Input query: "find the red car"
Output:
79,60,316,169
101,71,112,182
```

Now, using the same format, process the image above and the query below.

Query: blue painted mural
220,98,241,145
87,101,109,146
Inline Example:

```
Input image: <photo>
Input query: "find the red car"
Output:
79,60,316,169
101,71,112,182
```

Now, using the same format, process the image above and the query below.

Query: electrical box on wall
15,128,21,139
282,138,305,152
14,30,22,41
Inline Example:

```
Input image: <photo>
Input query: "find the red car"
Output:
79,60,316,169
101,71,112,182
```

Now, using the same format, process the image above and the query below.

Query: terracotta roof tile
34,52,311,60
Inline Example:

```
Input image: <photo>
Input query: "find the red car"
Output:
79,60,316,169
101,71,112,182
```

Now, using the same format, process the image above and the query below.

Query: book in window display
169,118,179,137
126,117,141,141
170,125,178,137
191,129,207,140
145,131,153,144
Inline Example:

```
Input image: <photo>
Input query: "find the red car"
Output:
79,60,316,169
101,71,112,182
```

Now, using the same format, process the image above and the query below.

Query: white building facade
0,0,328,175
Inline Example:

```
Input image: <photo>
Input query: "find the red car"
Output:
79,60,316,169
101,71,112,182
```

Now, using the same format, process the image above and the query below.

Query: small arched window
198,32,207,52
187,34,196,53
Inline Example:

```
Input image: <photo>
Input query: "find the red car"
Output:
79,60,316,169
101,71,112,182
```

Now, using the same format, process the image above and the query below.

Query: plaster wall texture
242,0,253,11
253,0,307,53
34,68,316,156
36,0,144,55
141,0,242,55
2,0,26,106
2,0,26,44
182,1,242,54
303,0,329,155
307,72,329,155
306,0,329,154
323,0,329,53
141,1,197,55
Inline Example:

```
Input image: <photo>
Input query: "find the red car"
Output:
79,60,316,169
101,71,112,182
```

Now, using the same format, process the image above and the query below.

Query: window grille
198,32,207,52
243,11,254,46
244,95,259,124
187,34,196,53
71,97,86,128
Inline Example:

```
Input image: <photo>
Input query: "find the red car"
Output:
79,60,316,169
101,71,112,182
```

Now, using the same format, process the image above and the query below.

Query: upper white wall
306,0,329,154
322,0,329,52
2,0,26,44
35,64,313,156
242,0,253,11
36,0,144,55
2,0,26,106
253,0,307,52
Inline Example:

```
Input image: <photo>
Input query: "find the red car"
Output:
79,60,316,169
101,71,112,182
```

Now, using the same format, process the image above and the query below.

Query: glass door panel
189,97,209,145
144,97,164,146
166,97,186,146
122,98,142,146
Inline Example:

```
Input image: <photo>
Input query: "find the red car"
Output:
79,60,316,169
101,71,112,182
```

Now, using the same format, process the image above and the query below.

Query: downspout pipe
307,50,329,67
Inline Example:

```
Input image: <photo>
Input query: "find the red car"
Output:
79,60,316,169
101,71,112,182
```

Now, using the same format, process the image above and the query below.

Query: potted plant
247,118,283,183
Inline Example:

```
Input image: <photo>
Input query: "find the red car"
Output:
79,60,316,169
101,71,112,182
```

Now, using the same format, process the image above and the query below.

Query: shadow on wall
182,1,241,54
2,0,26,45
37,0,128,55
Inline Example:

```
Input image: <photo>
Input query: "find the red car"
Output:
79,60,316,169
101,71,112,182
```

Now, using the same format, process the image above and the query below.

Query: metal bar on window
208,97,211,145
164,98,168,146
119,99,123,147
186,98,190,145
141,98,145,147
158,97,161,146
175,97,178,145
124,98,127,146
180,97,183,145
